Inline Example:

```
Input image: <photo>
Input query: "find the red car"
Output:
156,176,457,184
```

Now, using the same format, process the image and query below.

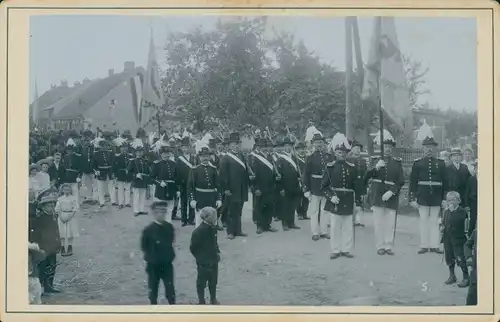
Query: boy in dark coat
140,201,176,305
190,207,221,305
440,191,469,287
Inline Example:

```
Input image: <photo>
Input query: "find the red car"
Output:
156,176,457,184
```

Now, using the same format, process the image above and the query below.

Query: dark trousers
171,194,179,217
468,209,477,236
443,235,467,270
146,262,176,305
466,277,477,305
196,262,218,303
218,194,227,224
296,196,309,218
38,253,57,289
273,190,281,220
180,185,194,224
279,193,299,228
254,195,273,230
226,201,244,236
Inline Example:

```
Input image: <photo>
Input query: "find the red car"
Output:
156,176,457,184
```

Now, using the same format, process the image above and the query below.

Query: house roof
30,84,80,115
53,67,145,120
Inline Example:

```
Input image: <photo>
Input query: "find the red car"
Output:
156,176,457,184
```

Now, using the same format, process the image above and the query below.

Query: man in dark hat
321,138,357,259
113,140,133,209
445,148,471,207
294,141,309,221
303,133,333,240
409,136,448,254
249,137,278,234
188,146,222,228
29,188,62,294
364,137,404,255
80,130,98,204
347,139,368,227
219,132,249,239
176,137,196,226
129,143,150,216
93,139,114,207
151,146,181,222
275,136,302,231
62,138,83,207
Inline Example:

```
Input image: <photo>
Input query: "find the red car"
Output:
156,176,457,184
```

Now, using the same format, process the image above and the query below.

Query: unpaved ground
43,197,467,306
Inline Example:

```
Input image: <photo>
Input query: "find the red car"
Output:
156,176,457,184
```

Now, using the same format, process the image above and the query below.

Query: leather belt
311,174,323,179
98,166,111,169
418,181,442,186
196,187,216,192
332,188,354,192
66,169,78,172
371,179,395,185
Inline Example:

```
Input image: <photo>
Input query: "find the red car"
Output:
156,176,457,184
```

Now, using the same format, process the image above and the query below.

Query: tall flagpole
345,17,355,140
375,17,385,160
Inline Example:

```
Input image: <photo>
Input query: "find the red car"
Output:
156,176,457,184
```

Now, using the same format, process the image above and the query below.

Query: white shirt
36,172,51,191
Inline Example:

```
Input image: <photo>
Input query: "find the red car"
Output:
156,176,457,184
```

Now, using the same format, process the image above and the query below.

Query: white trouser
307,195,329,236
91,176,99,200
81,173,98,200
149,185,156,199
133,188,147,213
108,179,116,204
163,200,175,223
328,212,354,254
354,205,362,224
70,183,80,209
372,206,396,250
116,181,131,206
418,205,441,249
97,180,109,205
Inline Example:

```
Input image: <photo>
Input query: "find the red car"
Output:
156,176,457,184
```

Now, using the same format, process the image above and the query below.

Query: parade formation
27,124,478,306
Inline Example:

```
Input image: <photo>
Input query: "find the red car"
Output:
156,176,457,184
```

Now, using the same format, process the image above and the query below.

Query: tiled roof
30,84,80,116
53,67,145,120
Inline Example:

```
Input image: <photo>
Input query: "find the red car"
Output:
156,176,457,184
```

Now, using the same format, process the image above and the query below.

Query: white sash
279,153,298,172
226,152,247,170
179,156,193,169
250,152,274,172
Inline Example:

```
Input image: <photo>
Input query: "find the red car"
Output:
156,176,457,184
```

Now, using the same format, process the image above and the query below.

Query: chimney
74,81,81,87
108,69,114,77
124,61,135,72
82,77,90,84
61,80,68,87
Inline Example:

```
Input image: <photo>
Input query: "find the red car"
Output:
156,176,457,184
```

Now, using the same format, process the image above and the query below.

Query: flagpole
375,17,385,161
345,17,355,140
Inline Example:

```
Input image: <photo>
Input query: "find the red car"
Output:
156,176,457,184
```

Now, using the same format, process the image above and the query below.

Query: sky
30,15,477,112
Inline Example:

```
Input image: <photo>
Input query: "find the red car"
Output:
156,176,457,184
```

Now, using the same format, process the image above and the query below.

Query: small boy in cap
140,200,176,305
190,207,221,305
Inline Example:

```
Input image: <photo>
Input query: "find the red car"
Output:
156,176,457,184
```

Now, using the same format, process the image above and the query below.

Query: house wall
84,79,141,133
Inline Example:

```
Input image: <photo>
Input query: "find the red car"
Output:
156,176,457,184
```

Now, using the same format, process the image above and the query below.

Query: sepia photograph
1,2,497,320
25,13,482,307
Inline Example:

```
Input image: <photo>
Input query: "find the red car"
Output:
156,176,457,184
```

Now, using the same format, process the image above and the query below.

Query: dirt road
43,197,467,306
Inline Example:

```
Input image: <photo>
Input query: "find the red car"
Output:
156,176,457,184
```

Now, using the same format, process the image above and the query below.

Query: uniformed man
218,135,230,228
294,141,309,221
151,145,181,222
464,160,478,235
364,137,405,255
347,139,368,227
219,132,249,239
271,140,283,222
177,137,196,226
249,137,278,234
445,148,471,206
276,136,302,231
62,138,83,207
129,139,150,216
92,139,114,208
80,130,98,204
409,136,448,254
169,137,181,221
303,133,333,240
321,137,357,259
48,152,65,188
113,139,133,209
188,146,222,227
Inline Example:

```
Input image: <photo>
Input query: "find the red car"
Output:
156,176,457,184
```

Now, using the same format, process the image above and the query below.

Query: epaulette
346,161,354,167
393,157,402,162
153,160,160,163
414,157,422,161
115,153,121,157
326,161,336,167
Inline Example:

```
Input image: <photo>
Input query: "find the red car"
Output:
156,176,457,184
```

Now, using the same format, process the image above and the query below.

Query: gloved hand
410,201,419,209
280,190,285,197
304,191,311,199
216,200,222,208
190,200,197,209
375,160,386,170
254,190,262,196
76,178,81,183
160,181,167,187
136,173,142,179
176,191,180,198
95,171,100,176
330,196,340,204
224,190,232,197
381,191,394,201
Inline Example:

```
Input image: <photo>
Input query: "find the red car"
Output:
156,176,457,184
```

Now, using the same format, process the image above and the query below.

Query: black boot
444,266,457,285
458,267,470,288
44,277,61,293
197,286,206,304
66,245,73,256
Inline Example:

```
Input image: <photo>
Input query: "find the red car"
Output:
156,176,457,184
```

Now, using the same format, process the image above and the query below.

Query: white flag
142,29,164,117
362,17,413,137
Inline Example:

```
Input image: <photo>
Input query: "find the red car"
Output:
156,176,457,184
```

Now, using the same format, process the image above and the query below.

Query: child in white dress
55,183,79,256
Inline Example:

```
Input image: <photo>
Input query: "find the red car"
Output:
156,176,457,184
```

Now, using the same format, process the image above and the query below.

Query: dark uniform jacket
409,156,448,207
347,155,368,201
190,221,220,265
176,155,195,190
249,150,276,196
151,159,180,201
112,152,133,182
128,157,151,189
464,175,477,213
219,151,249,203
140,221,175,265
28,210,61,255
62,151,82,183
92,149,113,181
465,229,477,284
276,153,301,196
364,156,405,210
445,163,471,206
187,163,221,210
441,206,467,245
303,150,333,196
80,144,95,174
321,160,357,215
48,161,65,187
